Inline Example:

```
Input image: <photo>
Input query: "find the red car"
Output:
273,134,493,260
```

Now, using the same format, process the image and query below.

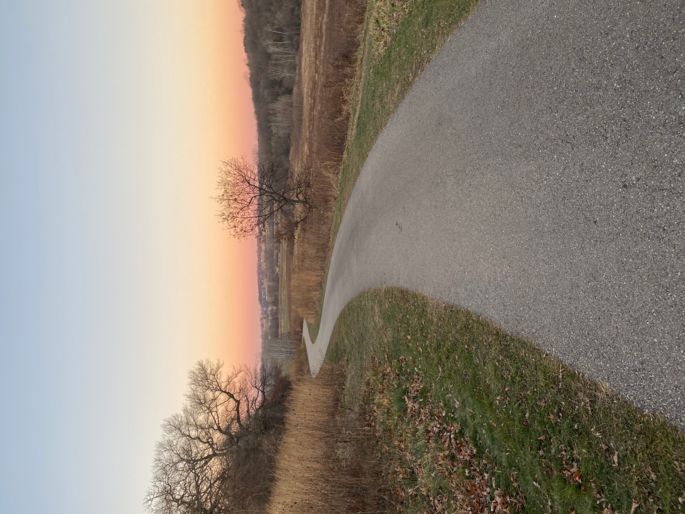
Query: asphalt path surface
304,0,685,426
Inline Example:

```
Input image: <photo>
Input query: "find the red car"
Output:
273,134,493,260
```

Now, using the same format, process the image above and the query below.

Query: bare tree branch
145,362,285,514
215,158,311,238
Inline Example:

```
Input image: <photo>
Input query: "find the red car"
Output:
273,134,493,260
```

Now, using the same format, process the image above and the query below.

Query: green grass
332,0,478,238
328,289,685,513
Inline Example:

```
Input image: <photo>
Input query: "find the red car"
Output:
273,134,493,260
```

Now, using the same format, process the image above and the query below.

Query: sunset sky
0,2,259,513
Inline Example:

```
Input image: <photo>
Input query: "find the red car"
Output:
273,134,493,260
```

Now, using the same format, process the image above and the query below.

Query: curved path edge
301,0,684,427
303,319,326,376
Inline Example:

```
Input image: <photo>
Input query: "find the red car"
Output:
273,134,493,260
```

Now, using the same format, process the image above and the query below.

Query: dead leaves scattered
370,0,413,60
561,461,583,486
368,359,524,513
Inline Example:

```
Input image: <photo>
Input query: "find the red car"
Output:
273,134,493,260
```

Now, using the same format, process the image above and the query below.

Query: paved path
304,0,685,426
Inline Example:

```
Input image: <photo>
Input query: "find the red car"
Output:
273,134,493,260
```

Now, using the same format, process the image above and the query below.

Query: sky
0,2,259,513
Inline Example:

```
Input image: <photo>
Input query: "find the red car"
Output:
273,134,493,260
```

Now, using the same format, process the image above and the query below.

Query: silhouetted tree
145,361,285,514
216,158,310,238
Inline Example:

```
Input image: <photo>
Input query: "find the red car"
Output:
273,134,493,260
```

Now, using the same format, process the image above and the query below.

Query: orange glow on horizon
163,1,261,368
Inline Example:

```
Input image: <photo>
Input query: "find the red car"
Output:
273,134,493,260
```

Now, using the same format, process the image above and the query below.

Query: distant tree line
239,0,302,345
241,0,301,185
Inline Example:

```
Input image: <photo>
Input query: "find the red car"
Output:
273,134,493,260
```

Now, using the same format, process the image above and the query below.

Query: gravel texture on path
304,0,685,426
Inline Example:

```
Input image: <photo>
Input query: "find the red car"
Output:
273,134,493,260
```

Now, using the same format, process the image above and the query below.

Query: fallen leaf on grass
611,451,619,468
562,462,583,485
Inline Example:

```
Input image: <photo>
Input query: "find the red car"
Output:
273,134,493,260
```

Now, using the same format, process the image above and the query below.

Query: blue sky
0,2,258,513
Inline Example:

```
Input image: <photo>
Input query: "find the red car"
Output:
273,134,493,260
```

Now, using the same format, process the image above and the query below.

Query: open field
287,0,366,329
267,364,387,513
277,238,292,336
328,289,685,513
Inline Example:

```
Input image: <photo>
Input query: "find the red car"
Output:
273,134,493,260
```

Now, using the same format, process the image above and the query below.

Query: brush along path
304,0,685,427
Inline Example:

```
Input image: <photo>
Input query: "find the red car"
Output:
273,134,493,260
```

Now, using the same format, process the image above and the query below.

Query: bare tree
145,362,282,514
215,158,310,238
147,426,226,514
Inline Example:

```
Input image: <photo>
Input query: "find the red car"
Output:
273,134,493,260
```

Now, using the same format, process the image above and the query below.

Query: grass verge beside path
307,0,478,329
328,289,685,513
304,0,478,331
332,0,478,237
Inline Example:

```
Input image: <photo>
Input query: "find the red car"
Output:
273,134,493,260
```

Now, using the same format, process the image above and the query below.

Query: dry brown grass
277,238,293,336
288,0,367,328
267,364,388,513
267,3,392,511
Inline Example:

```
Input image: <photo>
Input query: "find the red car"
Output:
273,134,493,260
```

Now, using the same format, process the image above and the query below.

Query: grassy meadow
328,290,685,513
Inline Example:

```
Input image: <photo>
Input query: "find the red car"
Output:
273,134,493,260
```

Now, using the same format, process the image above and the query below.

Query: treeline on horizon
241,0,301,343
241,0,300,186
